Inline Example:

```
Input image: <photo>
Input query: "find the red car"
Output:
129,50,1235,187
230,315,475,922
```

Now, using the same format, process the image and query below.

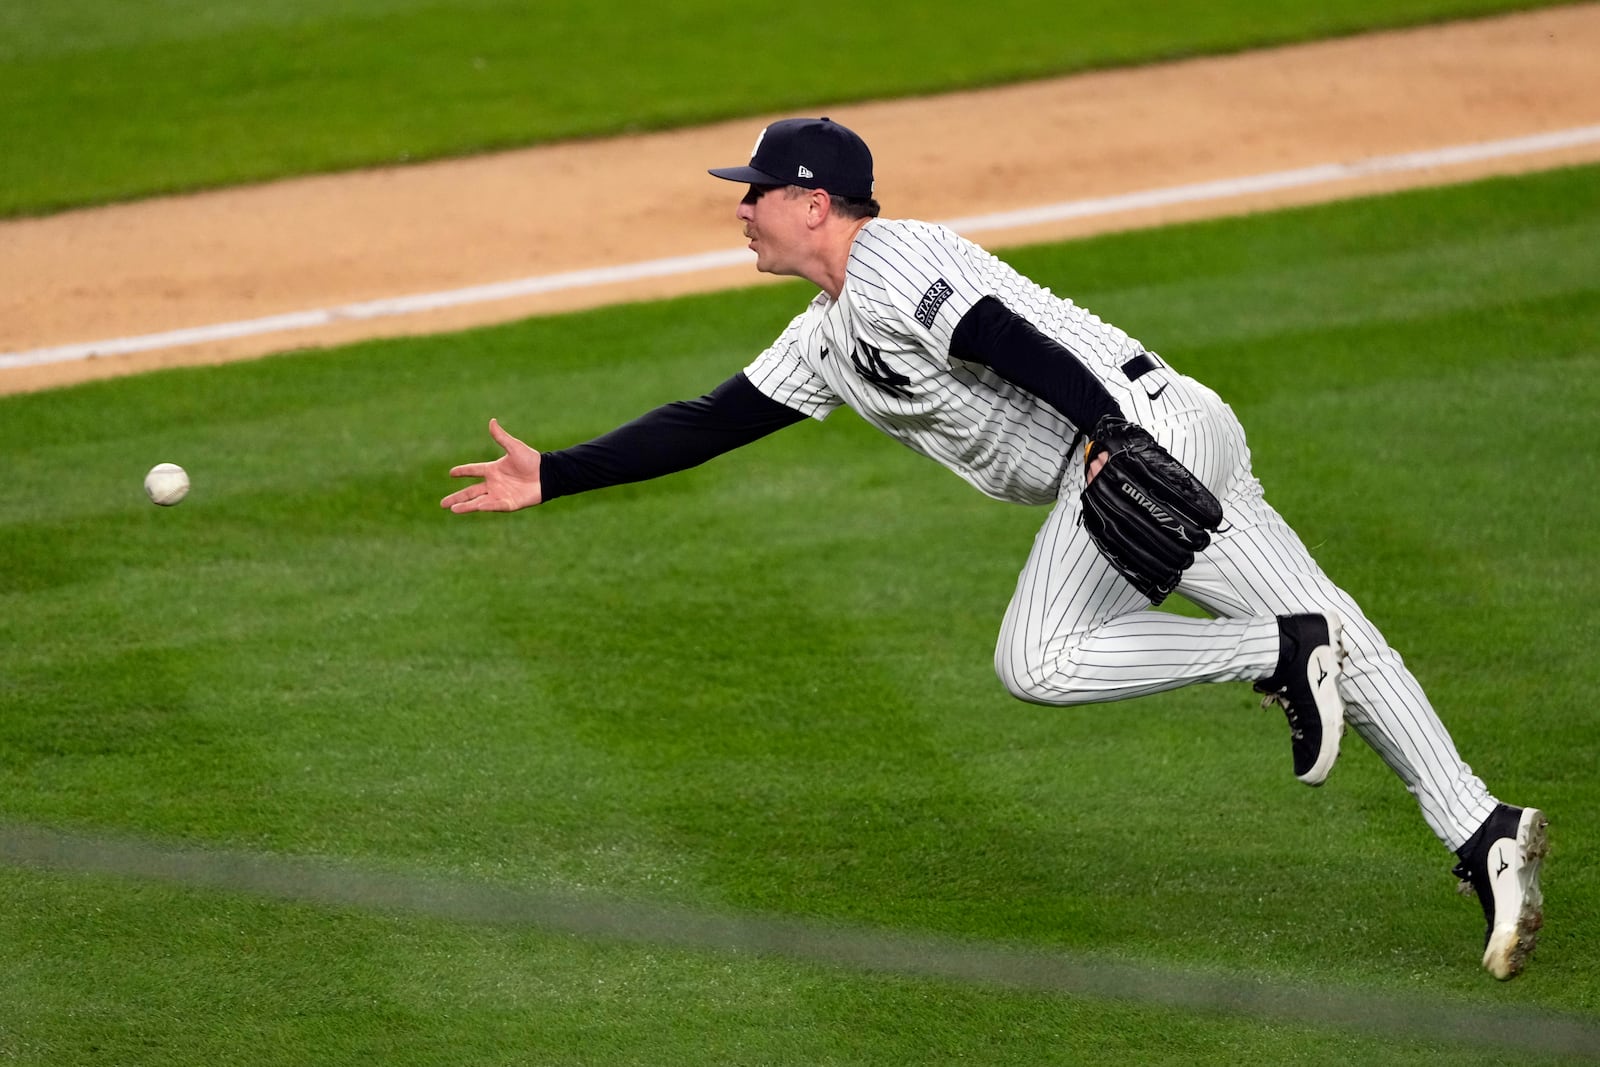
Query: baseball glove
1079,415,1224,604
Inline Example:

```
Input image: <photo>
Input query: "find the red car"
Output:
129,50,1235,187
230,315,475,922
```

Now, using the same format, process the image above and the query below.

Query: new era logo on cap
708,117,875,199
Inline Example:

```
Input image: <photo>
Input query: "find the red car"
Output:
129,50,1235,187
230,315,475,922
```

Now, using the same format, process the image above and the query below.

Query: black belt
1121,353,1162,381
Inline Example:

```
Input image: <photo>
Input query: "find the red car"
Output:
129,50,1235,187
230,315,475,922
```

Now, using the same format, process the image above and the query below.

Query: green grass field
2,164,1597,1063
0,0,1570,216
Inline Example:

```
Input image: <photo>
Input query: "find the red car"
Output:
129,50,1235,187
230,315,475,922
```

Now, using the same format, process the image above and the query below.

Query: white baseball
144,462,190,506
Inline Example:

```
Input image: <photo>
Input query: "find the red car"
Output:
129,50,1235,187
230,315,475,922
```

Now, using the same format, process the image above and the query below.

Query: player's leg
1177,473,1497,849
993,386,1283,706
993,452,1342,785
995,384,1542,975
995,375,1492,842
993,502,1281,704
992,375,1292,710
1180,474,1545,977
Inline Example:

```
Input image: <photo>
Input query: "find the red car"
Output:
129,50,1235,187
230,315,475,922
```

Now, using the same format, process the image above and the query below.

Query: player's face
736,183,810,276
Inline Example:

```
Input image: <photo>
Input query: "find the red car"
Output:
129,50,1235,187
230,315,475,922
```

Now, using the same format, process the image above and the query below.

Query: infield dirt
2,4,1598,396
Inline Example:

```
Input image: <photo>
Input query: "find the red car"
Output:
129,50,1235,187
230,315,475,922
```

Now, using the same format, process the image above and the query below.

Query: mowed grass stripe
6,821,1600,1058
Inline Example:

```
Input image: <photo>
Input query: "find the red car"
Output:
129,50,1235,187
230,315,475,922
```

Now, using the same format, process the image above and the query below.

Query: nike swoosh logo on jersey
820,343,830,360
1146,382,1170,401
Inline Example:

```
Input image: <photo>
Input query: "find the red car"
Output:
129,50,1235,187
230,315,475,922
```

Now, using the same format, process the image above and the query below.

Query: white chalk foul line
5,123,1599,372
938,123,1600,233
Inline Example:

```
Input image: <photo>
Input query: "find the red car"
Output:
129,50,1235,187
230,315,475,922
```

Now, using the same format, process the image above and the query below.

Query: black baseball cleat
1453,804,1548,980
1253,611,1346,786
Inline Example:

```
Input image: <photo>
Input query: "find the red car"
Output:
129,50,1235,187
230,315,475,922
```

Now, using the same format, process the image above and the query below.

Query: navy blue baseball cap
709,117,875,199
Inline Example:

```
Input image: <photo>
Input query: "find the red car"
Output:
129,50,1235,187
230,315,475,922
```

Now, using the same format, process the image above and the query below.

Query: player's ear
806,187,832,227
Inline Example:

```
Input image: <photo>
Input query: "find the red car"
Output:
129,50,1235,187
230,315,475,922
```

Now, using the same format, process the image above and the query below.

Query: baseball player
442,117,1547,979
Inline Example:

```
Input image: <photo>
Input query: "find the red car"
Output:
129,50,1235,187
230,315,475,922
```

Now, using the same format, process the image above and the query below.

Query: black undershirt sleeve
538,372,808,501
948,295,1122,431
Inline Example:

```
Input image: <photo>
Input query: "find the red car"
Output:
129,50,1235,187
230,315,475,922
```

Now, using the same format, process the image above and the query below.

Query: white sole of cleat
1298,611,1347,787
1482,807,1548,980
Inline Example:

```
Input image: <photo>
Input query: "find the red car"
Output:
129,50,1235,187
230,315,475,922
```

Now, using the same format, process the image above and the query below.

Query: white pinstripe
746,218,1498,851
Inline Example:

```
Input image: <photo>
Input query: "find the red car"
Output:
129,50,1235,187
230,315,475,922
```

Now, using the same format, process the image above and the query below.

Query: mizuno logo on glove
1079,414,1223,605
1119,480,1184,536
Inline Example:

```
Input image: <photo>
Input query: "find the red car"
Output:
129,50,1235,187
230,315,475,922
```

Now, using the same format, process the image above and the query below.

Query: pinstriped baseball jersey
740,217,1499,853
743,218,1151,505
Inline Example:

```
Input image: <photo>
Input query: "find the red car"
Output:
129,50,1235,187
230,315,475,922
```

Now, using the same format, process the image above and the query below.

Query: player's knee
994,643,1033,701
994,644,1096,706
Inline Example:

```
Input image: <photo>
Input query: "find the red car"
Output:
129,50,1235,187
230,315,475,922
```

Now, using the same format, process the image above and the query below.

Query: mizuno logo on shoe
1317,666,1328,686
1495,847,1509,878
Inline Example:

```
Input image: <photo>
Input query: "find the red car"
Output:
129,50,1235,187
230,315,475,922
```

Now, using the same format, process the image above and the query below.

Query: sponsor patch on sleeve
914,278,955,328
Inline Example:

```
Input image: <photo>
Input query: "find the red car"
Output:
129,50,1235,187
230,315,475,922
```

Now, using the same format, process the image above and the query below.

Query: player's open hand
441,418,544,513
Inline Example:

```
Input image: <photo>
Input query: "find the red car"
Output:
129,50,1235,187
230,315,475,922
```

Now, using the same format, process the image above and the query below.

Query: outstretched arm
440,372,807,515
441,418,545,513
537,372,806,500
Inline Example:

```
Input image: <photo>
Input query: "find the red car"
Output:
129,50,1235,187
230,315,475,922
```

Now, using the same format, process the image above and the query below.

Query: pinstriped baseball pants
993,372,1497,851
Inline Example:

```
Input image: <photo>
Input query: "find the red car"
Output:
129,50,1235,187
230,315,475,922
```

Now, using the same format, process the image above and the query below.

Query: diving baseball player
442,117,1547,979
